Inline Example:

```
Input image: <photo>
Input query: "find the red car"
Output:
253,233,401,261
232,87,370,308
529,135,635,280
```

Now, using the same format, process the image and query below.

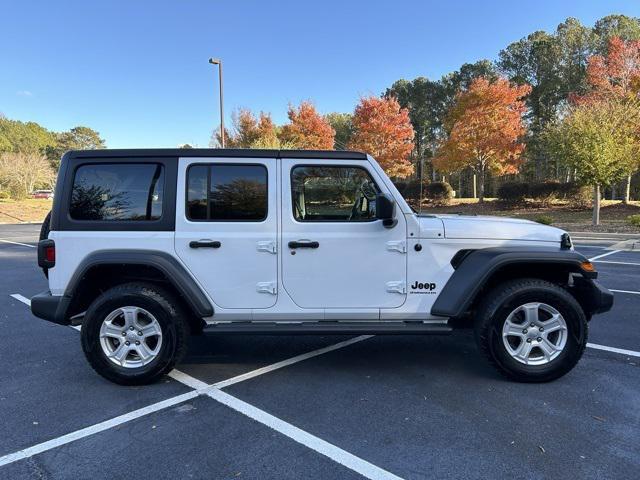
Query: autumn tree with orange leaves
279,101,335,150
221,108,279,148
578,36,640,103
433,77,531,202
348,96,414,178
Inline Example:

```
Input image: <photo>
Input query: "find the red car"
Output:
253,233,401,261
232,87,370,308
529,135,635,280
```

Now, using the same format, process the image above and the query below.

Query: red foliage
348,96,415,178
573,36,640,103
280,101,335,150
433,77,531,199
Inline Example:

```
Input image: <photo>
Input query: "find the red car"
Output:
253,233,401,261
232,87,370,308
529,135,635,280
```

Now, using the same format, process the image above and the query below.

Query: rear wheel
81,282,189,385
474,278,587,382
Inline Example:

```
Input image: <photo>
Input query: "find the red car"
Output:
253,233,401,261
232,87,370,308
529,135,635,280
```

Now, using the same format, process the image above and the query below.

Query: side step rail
202,321,453,335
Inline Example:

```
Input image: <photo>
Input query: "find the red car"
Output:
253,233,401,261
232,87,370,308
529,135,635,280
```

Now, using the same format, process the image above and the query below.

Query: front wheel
81,283,189,385
474,278,587,382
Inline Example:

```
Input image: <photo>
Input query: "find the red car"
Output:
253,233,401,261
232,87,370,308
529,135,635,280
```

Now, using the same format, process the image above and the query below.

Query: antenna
418,156,424,214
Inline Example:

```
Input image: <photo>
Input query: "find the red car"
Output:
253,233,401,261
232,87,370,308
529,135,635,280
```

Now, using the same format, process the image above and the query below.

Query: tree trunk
478,168,485,203
472,174,477,199
624,174,631,204
592,184,600,226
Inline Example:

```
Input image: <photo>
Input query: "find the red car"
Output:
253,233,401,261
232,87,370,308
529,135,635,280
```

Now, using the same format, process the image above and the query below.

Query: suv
32,149,613,385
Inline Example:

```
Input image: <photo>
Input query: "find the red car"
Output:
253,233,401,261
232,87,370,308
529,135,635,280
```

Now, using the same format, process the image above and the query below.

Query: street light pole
208,58,225,147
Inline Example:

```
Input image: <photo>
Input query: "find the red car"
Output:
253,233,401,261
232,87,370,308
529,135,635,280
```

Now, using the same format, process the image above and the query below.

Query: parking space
1,225,639,479
226,334,639,479
2,396,364,480
0,283,192,457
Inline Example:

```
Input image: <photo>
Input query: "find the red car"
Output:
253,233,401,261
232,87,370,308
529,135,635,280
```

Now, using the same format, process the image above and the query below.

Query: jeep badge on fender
31,148,613,385
410,281,436,293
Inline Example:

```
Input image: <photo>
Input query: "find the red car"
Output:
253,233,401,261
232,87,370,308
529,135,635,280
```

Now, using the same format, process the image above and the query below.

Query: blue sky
1,0,639,148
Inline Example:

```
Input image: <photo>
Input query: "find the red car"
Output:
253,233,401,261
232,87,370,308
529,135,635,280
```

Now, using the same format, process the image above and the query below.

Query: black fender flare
431,247,598,318
65,250,214,318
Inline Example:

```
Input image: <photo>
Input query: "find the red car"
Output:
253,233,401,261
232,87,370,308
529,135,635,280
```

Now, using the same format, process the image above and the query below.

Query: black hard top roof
65,148,368,160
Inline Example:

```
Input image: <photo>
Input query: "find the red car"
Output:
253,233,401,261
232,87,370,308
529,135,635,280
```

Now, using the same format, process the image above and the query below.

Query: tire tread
475,278,587,382
81,282,189,385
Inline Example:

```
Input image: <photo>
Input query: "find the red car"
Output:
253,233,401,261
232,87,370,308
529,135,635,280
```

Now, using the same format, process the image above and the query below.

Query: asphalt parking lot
0,224,638,480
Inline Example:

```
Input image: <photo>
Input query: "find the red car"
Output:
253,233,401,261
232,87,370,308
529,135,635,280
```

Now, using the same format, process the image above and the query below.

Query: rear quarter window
70,163,164,221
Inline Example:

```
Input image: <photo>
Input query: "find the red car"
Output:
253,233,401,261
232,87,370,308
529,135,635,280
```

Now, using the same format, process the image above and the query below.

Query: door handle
288,240,319,249
189,240,221,249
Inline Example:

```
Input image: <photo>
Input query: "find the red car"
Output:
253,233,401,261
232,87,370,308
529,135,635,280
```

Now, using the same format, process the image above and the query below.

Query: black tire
474,278,587,383
81,282,189,385
39,211,52,278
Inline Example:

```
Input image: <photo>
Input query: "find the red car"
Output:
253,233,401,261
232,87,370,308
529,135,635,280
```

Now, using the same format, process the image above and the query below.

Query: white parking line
10,294,82,331
0,239,36,248
167,369,209,390
208,388,403,480
10,294,31,306
586,343,640,358
610,289,640,295
593,260,640,266
588,250,621,261
0,390,200,468
213,335,374,389
172,367,403,479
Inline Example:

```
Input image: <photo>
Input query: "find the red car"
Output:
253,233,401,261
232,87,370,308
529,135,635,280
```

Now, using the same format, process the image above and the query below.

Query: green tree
593,14,640,53
325,113,354,150
385,77,446,179
0,118,57,157
46,126,106,169
555,18,598,99
498,31,564,179
441,60,499,106
544,99,640,224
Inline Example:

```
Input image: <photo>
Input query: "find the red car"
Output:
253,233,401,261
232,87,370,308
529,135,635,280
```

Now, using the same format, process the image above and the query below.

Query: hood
421,214,566,243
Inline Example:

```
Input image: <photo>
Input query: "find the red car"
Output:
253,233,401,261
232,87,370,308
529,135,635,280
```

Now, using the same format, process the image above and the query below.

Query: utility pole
208,58,225,147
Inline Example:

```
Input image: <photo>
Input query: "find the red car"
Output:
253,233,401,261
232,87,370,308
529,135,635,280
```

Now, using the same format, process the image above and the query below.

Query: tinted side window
291,166,379,222
70,164,164,221
187,164,267,221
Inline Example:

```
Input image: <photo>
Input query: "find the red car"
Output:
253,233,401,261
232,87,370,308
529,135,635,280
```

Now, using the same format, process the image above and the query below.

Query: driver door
281,158,407,312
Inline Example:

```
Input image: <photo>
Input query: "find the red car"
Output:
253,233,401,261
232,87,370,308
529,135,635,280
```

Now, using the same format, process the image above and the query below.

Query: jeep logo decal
410,281,437,294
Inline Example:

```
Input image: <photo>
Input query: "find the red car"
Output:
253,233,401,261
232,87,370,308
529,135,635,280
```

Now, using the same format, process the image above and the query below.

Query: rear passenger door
174,158,277,309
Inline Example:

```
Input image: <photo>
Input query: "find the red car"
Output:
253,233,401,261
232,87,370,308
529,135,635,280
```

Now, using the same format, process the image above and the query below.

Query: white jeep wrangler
32,149,613,385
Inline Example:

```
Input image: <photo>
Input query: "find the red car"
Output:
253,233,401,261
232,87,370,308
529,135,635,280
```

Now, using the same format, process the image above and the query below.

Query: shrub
529,181,561,207
497,182,528,204
563,182,591,209
393,179,422,201
424,182,453,205
627,215,640,227
535,215,553,225
0,190,9,200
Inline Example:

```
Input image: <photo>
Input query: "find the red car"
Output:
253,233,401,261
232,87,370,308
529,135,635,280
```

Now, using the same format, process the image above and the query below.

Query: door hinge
386,281,406,294
256,282,277,295
386,241,406,254
256,241,277,254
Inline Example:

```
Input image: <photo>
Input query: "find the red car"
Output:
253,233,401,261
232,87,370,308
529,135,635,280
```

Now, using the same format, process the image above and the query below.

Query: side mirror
376,193,397,228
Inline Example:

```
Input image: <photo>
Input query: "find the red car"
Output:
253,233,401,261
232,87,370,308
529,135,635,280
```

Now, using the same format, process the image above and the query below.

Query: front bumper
30,291,71,326
573,278,614,316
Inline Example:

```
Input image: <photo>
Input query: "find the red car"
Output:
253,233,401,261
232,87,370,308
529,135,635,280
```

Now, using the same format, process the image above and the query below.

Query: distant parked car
31,190,54,199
